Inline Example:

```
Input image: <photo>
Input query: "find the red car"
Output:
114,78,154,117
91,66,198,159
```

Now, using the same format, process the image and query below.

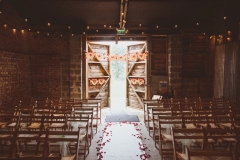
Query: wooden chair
171,127,206,160
142,100,160,126
45,124,87,160
0,129,17,158
71,106,94,146
204,128,238,151
15,129,46,157
184,147,234,160
144,102,163,134
67,114,90,160
81,101,99,134
157,115,184,159
151,107,172,139
15,153,63,160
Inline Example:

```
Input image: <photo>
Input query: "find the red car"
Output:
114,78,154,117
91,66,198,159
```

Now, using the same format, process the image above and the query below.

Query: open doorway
86,40,147,109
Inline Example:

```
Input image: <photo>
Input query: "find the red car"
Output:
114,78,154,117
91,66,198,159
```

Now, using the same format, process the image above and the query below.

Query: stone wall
28,32,70,99
0,2,31,105
167,35,182,98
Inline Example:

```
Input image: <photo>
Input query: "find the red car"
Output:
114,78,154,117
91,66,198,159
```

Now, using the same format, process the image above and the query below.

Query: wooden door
126,43,147,109
86,43,110,107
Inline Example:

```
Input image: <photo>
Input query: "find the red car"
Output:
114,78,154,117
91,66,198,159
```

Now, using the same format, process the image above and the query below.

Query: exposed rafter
119,0,128,29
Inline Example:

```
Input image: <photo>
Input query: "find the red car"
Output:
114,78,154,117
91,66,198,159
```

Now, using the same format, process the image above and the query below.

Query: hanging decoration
98,78,106,85
85,51,148,61
89,79,98,85
130,78,145,85
138,78,145,85
89,78,106,85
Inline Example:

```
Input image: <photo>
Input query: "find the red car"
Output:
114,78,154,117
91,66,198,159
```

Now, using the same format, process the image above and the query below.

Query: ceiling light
130,38,132,40
47,23,50,26
203,33,205,35
175,25,177,28
0,11,2,14
72,34,74,36
60,34,62,36
139,24,141,27
96,30,98,32
109,25,111,28
121,12,124,16
224,17,227,20
196,23,199,26
4,24,7,28
25,19,28,22
83,32,85,34
68,26,71,29
87,26,89,29
29,29,31,31
156,25,159,28
13,29,16,32
104,25,106,27
37,31,39,33
47,33,49,35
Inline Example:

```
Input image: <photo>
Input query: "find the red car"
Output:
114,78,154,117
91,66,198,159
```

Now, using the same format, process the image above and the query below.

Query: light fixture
224,17,227,20
71,34,74,36
37,31,39,33
47,33,49,35
83,32,85,34
68,26,71,29
196,23,199,26
139,24,141,27
47,23,50,26
104,25,106,27
203,33,205,35
21,30,24,33
87,26,89,29
60,34,62,36
13,29,16,32
0,11,2,14
29,29,31,31
25,19,28,22
141,32,144,35
96,30,98,32
3,24,7,28
175,25,177,28
156,25,159,28
109,25,111,28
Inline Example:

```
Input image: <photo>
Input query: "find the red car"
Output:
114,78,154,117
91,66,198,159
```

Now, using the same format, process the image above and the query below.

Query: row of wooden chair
0,115,90,160
171,127,239,160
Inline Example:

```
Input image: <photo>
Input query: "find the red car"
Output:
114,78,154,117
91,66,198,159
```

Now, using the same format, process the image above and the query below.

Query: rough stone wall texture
167,34,182,98
0,52,31,105
0,2,31,105
70,35,82,98
28,33,70,99
214,45,225,98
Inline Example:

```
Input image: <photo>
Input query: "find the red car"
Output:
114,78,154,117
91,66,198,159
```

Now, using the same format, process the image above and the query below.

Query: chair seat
49,123,65,128
28,123,41,129
61,155,76,160
161,134,172,142
186,124,197,129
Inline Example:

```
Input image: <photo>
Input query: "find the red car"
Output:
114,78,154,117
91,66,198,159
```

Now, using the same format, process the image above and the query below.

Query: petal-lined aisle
97,122,150,160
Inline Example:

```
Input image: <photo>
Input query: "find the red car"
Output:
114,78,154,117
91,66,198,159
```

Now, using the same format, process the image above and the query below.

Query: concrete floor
86,107,163,160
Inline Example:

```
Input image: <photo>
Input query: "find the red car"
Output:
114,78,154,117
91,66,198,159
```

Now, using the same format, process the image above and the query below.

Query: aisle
85,108,161,160
97,122,150,160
